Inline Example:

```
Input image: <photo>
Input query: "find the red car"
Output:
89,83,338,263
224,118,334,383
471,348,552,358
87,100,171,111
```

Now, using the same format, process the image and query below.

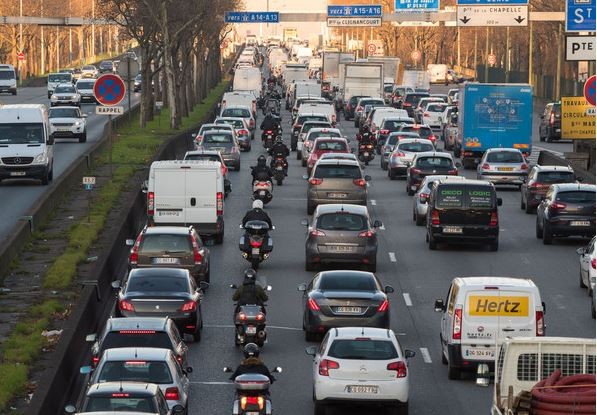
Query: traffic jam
53,38,596,415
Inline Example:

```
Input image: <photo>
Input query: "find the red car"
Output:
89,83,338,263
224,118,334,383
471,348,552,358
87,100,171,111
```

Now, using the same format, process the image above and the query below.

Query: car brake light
216,192,223,216
180,301,197,312
356,105,363,112
266,130,273,133
393,151,405,158
481,163,490,170
119,300,135,312
318,359,339,376
549,112,555,125
529,182,545,189
309,178,323,185
112,393,130,397
256,312,265,321
238,312,247,321
129,234,142,265
429,135,436,142
490,211,498,226
431,210,440,225
190,235,202,265
453,307,462,340
307,298,320,311
377,299,389,312
164,387,180,401
448,169,458,175
551,201,567,210
380,129,389,135
424,112,429,117
359,230,374,238
536,310,545,336
238,129,249,135
176,355,183,366
221,165,228,176
403,102,411,107
311,230,326,237
353,178,366,187
387,361,407,378
241,396,264,410
419,192,429,202
147,191,155,215
521,163,528,170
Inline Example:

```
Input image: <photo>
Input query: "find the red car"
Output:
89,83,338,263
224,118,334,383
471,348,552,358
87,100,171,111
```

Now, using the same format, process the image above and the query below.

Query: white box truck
283,63,309,87
367,57,400,86
427,63,449,84
233,67,262,99
147,160,225,244
341,63,384,104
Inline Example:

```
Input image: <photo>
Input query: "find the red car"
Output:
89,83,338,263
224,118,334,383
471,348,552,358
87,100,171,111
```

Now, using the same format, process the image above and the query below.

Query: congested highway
69,50,593,415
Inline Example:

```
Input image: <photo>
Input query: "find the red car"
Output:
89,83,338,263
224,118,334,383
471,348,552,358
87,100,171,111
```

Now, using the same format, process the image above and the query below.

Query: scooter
358,142,375,165
252,180,273,205
271,156,287,186
239,220,274,270
230,284,271,347
223,367,282,415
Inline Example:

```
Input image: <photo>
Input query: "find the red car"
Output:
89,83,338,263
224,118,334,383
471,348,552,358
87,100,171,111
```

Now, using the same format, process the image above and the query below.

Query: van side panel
153,169,186,224
185,169,218,224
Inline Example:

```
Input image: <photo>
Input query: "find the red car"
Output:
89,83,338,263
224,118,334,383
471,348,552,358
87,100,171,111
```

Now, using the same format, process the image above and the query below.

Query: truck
322,51,355,89
341,63,384,105
282,63,309,87
366,57,401,86
232,67,262,99
400,70,430,91
427,63,449,84
458,83,533,169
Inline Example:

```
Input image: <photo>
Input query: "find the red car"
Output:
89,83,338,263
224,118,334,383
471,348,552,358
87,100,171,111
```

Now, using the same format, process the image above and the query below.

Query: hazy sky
241,0,327,38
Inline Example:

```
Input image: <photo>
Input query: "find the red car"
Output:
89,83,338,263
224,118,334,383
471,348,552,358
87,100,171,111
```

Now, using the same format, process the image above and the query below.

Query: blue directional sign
225,12,279,23
566,0,596,32
395,0,441,11
327,5,382,17
457,0,528,4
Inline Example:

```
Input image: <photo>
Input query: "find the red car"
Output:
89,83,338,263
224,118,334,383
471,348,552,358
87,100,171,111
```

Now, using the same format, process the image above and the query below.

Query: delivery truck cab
0,64,17,95
434,276,545,380
147,160,225,244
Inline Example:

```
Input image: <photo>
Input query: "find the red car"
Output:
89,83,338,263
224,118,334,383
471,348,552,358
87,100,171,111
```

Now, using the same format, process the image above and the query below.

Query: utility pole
69,0,73,64
505,26,510,83
91,0,95,58
473,28,478,78
40,0,44,75
555,23,562,100
457,27,461,70
19,0,22,84
484,26,489,82
528,16,533,86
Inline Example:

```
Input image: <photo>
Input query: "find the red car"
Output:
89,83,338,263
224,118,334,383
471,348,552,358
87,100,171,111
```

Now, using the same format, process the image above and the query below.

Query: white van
233,67,262,99
221,91,257,116
297,102,336,127
434,276,545,380
147,160,225,244
427,64,449,84
0,64,17,95
0,104,54,185
47,72,73,98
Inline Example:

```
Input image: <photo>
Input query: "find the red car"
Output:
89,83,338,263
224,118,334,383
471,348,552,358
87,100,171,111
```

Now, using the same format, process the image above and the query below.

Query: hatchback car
387,138,435,178
536,183,596,244
406,151,458,195
306,159,370,215
48,106,87,142
197,130,241,171
192,123,234,148
380,132,420,170
390,85,415,107
215,117,252,151
413,175,466,226
398,124,436,144
577,236,596,293
300,127,342,163
76,79,97,103
355,98,385,128
127,226,211,283
81,65,98,79
219,105,255,134
421,102,449,129
306,327,414,415
376,117,415,152
477,148,528,187
343,95,369,120
50,83,81,107
520,165,576,213
306,138,350,175
85,317,188,369
292,113,329,150
414,98,444,124
302,204,382,272
299,271,393,340
401,92,429,118
298,121,333,155
87,348,191,412
113,268,205,341
539,102,561,142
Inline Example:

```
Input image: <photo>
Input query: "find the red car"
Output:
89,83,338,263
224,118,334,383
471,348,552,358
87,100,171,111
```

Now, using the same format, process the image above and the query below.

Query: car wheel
520,195,525,210
381,161,387,171
412,209,416,222
415,214,425,226
79,131,87,143
447,359,461,380
203,265,211,284
542,222,553,245
488,239,499,251
524,199,534,214
407,186,415,196
314,400,326,415
428,232,437,250
535,217,543,238
41,168,50,185
539,132,545,142
235,162,241,172
191,324,202,342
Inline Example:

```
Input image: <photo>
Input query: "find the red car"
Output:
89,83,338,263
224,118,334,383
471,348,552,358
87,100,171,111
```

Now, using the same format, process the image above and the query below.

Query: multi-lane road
0,87,140,241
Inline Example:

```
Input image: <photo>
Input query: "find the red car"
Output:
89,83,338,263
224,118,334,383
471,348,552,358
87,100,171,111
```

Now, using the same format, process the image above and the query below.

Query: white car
414,97,443,123
301,127,342,162
577,236,596,295
50,84,81,107
421,102,448,129
81,65,98,79
48,106,87,143
306,327,414,415
75,79,97,104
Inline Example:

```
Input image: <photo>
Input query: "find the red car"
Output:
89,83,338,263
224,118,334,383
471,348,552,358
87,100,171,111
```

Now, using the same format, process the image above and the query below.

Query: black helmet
243,342,260,358
244,268,257,283
362,124,370,132
257,155,266,166
275,135,283,143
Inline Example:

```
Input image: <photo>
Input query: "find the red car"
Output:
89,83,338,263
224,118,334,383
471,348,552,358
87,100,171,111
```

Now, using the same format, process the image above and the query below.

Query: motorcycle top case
239,235,274,253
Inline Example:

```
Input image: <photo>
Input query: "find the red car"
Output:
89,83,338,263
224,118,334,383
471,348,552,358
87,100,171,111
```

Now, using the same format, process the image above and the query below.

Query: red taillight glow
551,201,567,210
353,178,366,187
190,235,203,265
216,192,223,216
380,129,389,135
410,168,421,175
490,212,498,226
92,356,100,366
448,169,458,175
318,359,339,376
238,312,247,321
164,387,180,401
521,163,528,170
118,330,156,334
359,230,374,238
453,307,462,340
309,178,323,185
419,192,429,202
256,312,265,321
549,112,555,125
431,210,440,225
423,112,429,117
481,163,490,170
307,298,320,311
356,105,363,112
238,129,249,135
310,230,326,237
250,239,263,248
377,299,389,312
119,300,135,312
112,393,130,398
129,234,142,265
387,361,407,378
147,191,155,215
180,301,197,312
536,311,545,336
241,396,264,410
592,258,596,270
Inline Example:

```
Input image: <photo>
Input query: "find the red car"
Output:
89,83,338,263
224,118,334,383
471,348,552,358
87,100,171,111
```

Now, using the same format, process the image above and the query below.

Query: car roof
308,127,340,134
106,317,170,331
534,165,574,172
86,381,160,396
397,138,434,145
314,203,369,216
298,113,327,118
436,178,493,187
216,117,245,122
422,174,466,183
49,106,79,110
129,268,189,278
101,347,171,361
222,105,251,110
143,226,191,235
330,327,395,340
315,158,360,167
485,147,522,153
552,183,595,192
414,151,453,158
319,153,356,160
452,276,537,289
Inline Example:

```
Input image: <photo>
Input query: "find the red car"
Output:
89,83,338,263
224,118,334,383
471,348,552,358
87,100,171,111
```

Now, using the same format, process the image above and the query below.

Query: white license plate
246,412,260,415
246,326,257,335
259,190,266,196
154,257,180,264
328,245,355,252
157,210,182,217
443,226,463,234
347,385,378,394
57,127,72,132
251,247,260,255
364,152,369,157
327,193,347,198
276,166,283,171
297,142,303,150
571,221,590,226
336,306,362,313
10,171,26,176
463,347,494,359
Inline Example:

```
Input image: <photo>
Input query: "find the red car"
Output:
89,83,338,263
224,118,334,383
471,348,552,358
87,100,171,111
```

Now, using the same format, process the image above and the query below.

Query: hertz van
147,160,225,244
434,276,545,380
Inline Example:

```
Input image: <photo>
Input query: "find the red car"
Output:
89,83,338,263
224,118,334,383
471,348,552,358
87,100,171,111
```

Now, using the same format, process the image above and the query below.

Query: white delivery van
0,64,17,95
233,67,262,99
221,91,257,116
47,72,74,98
427,64,449,84
434,276,545,380
298,102,336,127
147,160,225,244
0,104,54,185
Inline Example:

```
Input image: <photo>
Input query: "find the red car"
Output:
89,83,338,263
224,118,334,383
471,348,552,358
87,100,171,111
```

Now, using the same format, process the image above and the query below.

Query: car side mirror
199,281,210,291
373,220,382,228
266,285,272,292
191,133,197,139
85,333,97,342
434,299,445,312
110,280,121,290
455,162,462,168
404,349,416,359
384,285,394,294
301,219,309,226
79,366,92,375
64,405,77,414
223,366,233,373
302,174,309,180
542,301,547,314
82,114,88,118
305,346,317,356
364,175,371,181
497,198,503,206
576,176,584,183
576,247,586,255
297,283,307,292
185,367,193,374
125,239,135,246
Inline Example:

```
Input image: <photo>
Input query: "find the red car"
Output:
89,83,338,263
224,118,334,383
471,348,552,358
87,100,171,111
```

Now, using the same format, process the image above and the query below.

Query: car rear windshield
203,134,233,144
383,85,393,93
359,99,384,107
127,276,189,293
398,142,434,152
313,165,361,179
436,185,494,209
537,171,575,183
303,123,331,133
328,340,398,360
49,108,79,118
320,273,376,291
83,397,157,412
299,116,327,124
139,234,192,254
383,120,412,130
222,108,250,118
309,131,341,140
416,157,453,169
405,94,429,104
217,119,244,128
486,151,523,163
427,104,446,112
102,332,173,351
98,361,173,384
317,213,367,231
315,141,346,151
401,126,432,137
556,191,595,203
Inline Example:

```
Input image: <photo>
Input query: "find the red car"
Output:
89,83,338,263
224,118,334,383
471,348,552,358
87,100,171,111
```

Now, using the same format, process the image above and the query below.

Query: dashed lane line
388,252,397,262
403,293,413,307
420,347,432,364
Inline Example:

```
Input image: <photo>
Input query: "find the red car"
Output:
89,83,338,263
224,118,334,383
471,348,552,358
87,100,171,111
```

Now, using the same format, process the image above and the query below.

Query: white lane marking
519,254,530,265
420,347,432,364
388,252,397,262
379,224,386,230
190,381,233,385
204,324,302,331
371,199,377,206
403,293,413,307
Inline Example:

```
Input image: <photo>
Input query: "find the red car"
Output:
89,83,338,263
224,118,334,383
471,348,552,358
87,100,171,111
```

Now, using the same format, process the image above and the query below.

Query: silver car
387,138,435,180
300,127,342,164
380,132,419,170
412,175,466,226
215,117,252,152
477,148,528,187
86,347,191,412
219,105,255,136
197,130,241,171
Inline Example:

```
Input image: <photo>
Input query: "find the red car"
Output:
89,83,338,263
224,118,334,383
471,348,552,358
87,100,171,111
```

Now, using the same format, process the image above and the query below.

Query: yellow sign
562,96,596,140
468,296,529,317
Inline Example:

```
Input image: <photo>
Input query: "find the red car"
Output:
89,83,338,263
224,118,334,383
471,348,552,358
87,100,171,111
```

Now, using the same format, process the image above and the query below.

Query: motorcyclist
268,137,290,175
250,155,274,184
260,111,280,143
242,199,273,229
358,124,376,146
267,74,277,86
232,268,269,309
230,343,276,384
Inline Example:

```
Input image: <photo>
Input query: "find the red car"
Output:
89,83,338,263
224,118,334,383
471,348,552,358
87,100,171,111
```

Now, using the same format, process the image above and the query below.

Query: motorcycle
271,156,287,185
223,367,283,415
252,180,273,205
239,220,274,269
262,130,275,149
230,284,271,347
358,142,375,165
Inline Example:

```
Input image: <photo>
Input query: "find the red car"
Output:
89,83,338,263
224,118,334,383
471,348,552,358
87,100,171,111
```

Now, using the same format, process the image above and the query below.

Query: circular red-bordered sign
367,43,377,54
17,52,25,61
584,75,596,107
411,50,421,62
93,74,126,106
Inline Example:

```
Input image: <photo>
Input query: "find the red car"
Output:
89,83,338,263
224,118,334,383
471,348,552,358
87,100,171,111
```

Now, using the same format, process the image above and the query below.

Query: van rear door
435,184,467,226
464,185,495,226
154,167,185,224
185,166,218,225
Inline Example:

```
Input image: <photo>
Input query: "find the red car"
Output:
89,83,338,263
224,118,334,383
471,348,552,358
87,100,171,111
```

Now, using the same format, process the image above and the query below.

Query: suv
520,165,576,213
85,317,188,368
539,102,561,142
127,226,211,283
343,95,368,120
536,183,596,244
50,83,81,107
76,79,97,103
48,106,87,143
406,151,458,195
196,130,241,171
98,60,114,74
354,98,385,128
426,179,502,251
306,159,370,215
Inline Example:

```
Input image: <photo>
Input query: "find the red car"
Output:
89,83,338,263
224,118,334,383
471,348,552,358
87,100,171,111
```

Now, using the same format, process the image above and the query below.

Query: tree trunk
161,2,178,130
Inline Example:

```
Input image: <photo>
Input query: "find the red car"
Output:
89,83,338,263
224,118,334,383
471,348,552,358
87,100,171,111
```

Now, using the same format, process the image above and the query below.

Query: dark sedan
113,268,206,341
298,270,394,341
406,152,459,195
520,165,576,213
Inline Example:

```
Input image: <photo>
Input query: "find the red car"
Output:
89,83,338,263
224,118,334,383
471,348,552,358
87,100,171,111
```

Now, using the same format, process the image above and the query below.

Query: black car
426,179,502,251
401,92,430,118
85,317,188,368
298,270,394,341
406,151,458,196
539,102,561,142
536,183,596,244
343,95,368,120
98,60,114,74
520,165,576,213
113,268,206,341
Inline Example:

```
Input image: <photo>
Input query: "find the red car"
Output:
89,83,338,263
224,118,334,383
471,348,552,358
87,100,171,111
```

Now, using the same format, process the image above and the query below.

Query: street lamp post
19,0,23,84
92,0,96,58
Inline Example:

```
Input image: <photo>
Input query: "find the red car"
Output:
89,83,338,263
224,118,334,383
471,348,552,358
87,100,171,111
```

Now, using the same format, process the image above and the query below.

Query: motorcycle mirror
223,367,233,373
300,219,309,226
110,280,121,290
239,224,244,229
297,283,307,291
230,284,238,289
302,174,309,180
64,405,77,414
199,281,210,291
274,366,283,373
266,285,272,291
364,175,372,182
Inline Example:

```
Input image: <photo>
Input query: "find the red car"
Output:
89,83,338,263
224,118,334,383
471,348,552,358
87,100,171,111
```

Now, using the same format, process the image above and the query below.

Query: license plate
347,385,378,394
463,347,494,359
336,306,362,313
246,326,257,335
259,190,266,196
328,245,355,252
571,221,590,226
10,171,26,176
153,257,180,264
276,166,283,170
252,247,260,255
497,167,514,172
57,127,71,131
246,412,260,415
327,193,347,198
364,152,369,157
443,226,463,234
157,210,181,217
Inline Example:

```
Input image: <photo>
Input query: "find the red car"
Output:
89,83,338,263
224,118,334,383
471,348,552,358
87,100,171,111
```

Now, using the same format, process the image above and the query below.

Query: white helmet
253,200,264,209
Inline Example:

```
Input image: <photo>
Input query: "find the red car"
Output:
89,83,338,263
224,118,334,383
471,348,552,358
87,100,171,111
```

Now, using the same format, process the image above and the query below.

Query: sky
241,0,327,38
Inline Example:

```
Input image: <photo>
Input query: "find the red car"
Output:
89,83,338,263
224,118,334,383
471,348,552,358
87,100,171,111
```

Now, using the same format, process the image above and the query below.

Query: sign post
82,176,96,223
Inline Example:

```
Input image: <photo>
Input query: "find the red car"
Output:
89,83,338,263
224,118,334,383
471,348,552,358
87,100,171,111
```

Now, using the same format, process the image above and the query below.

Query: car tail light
521,163,528,170
403,102,411,107
431,210,440,225
392,151,405,158
92,356,100,367
129,234,142,265
241,396,264,410
266,130,273,134
481,163,490,170
256,312,265,321
230,146,238,153
356,105,363,112
410,168,421,175
423,112,429,117
377,299,389,312
359,230,374,238
536,310,545,336
419,192,429,202
387,361,407,378
180,301,197,312
530,182,546,189
448,168,458,175
176,355,183,366
216,192,223,216
190,235,203,265
238,312,247,321
380,129,389,135
164,387,180,401
147,191,155,215
318,359,340,376
452,307,462,340
592,258,596,270
309,178,323,185
307,298,320,311
549,112,555,125
429,135,436,142
310,230,326,237
550,201,567,210
221,164,228,176
119,300,135,312
490,211,498,226
353,178,366,187
238,129,249,136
